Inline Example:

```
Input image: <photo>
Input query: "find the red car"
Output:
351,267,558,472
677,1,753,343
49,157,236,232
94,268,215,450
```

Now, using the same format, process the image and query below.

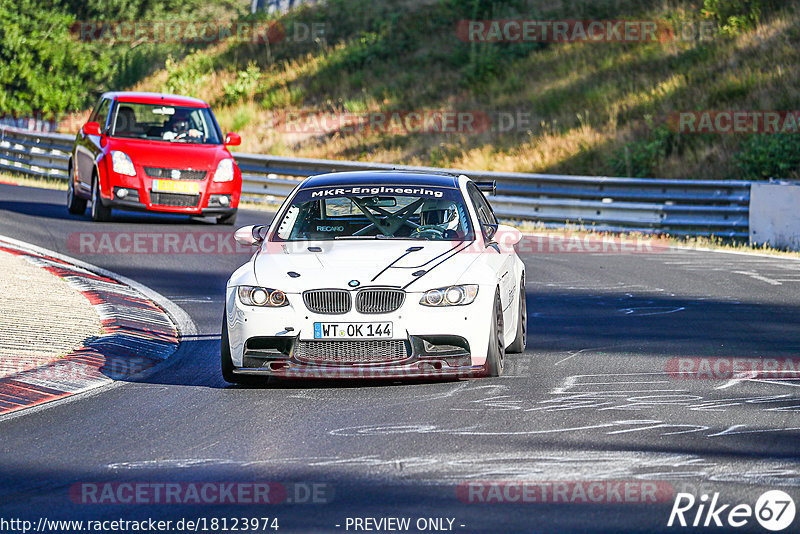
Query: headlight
110,151,136,176
420,285,478,306
213,159,235,182
238,286,288,307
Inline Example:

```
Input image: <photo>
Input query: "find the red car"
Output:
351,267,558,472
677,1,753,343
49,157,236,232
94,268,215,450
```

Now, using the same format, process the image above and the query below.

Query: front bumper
233,334,484,379
234,364,485,380
225,286,494,380
101,166,240,215
102,195,237,218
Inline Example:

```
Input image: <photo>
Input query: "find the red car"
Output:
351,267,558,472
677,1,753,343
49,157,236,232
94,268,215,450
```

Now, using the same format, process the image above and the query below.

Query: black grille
356,288,405,314
149,192,200,207
294,340,409,364
144,167,206,180
303,290,351,314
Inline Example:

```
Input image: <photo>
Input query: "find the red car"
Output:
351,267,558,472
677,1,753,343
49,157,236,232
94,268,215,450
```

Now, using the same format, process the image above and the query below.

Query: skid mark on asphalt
165,296,221,303
326,419,800,441
101,452,800,488
541,372,800,414
617,306,686,316
534,282,669,293
554,346,617,366
317,370,800,440
732,270,783,286
646,251,800,286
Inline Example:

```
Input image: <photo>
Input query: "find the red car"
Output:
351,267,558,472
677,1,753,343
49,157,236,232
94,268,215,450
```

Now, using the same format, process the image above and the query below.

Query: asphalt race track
0,183,799,533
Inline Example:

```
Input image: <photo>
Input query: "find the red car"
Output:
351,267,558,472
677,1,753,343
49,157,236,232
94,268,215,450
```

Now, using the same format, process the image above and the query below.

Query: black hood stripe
371,242,469,282
371,246,423,282
402,241,472,290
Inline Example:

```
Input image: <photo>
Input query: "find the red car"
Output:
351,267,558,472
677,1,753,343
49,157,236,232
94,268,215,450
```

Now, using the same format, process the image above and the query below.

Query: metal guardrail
0,125,751,237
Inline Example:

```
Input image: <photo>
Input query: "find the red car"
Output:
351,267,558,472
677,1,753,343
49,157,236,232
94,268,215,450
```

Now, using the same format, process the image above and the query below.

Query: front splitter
233,362,486,380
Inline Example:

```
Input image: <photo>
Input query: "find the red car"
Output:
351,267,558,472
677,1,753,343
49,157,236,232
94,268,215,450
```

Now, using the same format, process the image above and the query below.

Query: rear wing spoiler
475,180,496,195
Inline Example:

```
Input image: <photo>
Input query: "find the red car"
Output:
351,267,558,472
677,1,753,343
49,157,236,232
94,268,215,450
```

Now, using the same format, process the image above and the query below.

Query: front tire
91,173,112,222
485,289,505,377
67,164,87,215
507,278,527,354
221,306,260,385
220,309,237,383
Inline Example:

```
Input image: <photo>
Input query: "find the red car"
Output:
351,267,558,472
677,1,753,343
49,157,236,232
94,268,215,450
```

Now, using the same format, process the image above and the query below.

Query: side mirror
234,225,266,247
82,122,102,136
225,132,241,146
481,223,498,242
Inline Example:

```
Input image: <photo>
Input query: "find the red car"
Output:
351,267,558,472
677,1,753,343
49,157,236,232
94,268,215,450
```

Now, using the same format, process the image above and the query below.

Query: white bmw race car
221,170,526,382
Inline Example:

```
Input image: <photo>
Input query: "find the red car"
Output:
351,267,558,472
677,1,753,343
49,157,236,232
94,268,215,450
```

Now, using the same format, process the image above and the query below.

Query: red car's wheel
67,162,87,215
91,172,112,222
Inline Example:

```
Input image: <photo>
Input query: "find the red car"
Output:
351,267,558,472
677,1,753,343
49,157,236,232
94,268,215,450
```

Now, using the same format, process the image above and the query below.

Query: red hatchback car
68,91,242,224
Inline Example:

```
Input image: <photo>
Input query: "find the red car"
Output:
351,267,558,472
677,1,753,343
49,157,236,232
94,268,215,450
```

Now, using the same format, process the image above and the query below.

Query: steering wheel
411,225,445,239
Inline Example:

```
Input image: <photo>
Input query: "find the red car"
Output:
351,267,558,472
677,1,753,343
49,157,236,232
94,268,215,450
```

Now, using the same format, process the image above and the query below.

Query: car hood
107,138,228,170
253,239,479,292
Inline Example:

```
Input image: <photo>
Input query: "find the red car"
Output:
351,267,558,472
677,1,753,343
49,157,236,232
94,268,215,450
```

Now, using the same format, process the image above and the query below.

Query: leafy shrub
221,62,261,105
161,52,214,95
231,107,251,131
1,0,244,113
701,0,780,36
612,124,676,177
0,0,100,112
735,134,800,180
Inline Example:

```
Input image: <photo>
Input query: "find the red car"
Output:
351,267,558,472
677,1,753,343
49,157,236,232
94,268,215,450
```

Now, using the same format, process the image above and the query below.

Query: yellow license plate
151,179,199,195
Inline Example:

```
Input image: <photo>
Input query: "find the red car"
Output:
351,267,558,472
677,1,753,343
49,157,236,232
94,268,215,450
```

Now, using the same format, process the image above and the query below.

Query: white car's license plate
313,322,392,339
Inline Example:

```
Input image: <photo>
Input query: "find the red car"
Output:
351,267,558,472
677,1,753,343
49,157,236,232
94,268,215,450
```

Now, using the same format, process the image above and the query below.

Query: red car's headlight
213,159,235,182
111,151,136,176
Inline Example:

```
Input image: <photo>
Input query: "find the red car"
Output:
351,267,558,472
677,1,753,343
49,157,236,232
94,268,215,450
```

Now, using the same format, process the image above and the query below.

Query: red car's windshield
109,102,222,144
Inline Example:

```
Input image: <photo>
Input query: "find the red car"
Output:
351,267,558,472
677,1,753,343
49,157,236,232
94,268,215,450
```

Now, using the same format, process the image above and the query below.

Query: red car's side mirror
82,122,102,136
225,132,241,146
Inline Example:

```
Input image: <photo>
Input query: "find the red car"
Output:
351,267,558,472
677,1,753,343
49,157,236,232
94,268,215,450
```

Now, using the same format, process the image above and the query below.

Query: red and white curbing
0,236,188,416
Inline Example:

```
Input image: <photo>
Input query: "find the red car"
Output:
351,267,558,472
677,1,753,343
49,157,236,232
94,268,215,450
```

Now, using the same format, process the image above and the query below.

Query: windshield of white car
108,103,222,144
272,186,474,241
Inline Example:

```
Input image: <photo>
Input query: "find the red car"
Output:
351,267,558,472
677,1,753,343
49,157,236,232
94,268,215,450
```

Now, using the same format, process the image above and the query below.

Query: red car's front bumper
100,166,241,216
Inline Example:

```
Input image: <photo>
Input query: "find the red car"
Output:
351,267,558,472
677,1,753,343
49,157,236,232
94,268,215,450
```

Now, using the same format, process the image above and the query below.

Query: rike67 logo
668,490,796,531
